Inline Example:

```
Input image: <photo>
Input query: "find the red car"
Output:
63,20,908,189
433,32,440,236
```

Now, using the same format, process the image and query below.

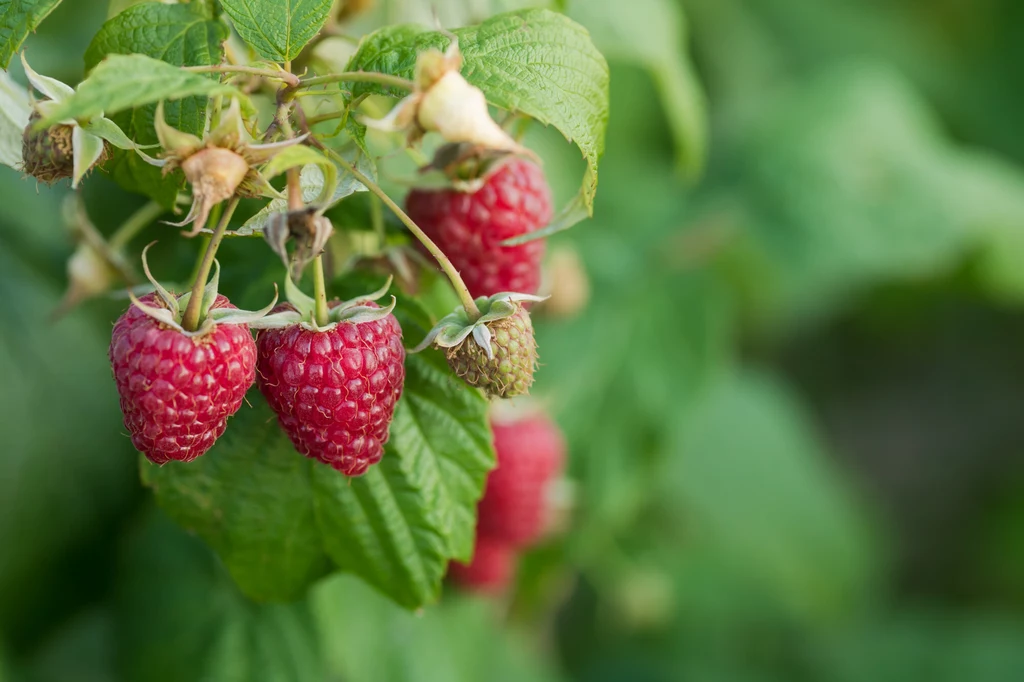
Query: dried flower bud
416,71,525,153
264,208,335,280
22,111,76,184
365,43,534,159
179,148,250,235
149,99,306,235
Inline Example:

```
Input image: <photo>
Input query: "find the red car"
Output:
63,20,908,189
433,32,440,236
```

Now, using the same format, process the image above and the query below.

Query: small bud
53,243,117,320
539,246,590,319
22,111,76,184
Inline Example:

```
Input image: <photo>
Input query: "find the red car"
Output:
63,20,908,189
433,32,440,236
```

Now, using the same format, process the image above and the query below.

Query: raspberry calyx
412,291,545,398
251,275,398,333
127,244,278,337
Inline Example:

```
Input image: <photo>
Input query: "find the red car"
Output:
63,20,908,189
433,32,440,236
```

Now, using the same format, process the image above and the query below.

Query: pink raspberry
449,535,517,593
477,411,566,547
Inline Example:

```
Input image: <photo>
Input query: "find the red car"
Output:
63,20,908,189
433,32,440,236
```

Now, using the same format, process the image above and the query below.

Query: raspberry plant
0,0,608,612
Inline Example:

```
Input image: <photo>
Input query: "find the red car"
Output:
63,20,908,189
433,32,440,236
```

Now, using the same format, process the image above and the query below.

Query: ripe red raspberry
256,305,405,476
478,411,566,547
406,159,552,298
109,293,256,464
449,535,517,593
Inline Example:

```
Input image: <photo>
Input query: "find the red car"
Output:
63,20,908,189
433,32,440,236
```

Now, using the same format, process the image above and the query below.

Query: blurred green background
3,0,1024,680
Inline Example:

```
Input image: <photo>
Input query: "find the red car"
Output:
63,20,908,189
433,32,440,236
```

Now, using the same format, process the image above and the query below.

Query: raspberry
446,304,537,398
449,535,517,593
477,411,566,547
109,293,257,464
256,304,405,476
406,159,552,298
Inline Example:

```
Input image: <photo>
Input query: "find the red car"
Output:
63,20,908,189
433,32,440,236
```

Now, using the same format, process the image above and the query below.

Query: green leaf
0,245,137,627
260,144,337,202
116,511,323,682
39,54,238,128
662,370,873,618
944,154,1024,302
725,64,990,321
142,305,494,608
84,2,228,206
0,0,62,68
21,608,116,682
220,0,334,62
570,0,706,177
346,8,609,238
314,575,563,682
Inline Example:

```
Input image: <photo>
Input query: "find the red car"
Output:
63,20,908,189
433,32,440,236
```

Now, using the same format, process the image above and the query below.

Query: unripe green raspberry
446,305,537,398
22,111,76,184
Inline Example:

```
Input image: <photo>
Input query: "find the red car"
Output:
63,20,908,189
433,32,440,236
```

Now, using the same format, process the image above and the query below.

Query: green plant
0,0,610,615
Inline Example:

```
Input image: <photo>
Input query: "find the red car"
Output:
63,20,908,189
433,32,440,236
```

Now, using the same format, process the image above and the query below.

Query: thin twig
298,71,414,91
185,64,301,87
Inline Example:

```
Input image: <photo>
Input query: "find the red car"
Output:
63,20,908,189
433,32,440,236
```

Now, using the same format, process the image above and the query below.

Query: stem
324,148,481,319
305,109,346,126
298,72,415,91
312,255,330,327
181,198,240,332
287,167,303,208
110,201,163,250
286,164,330,326
369,192,384,250
185,64,300,87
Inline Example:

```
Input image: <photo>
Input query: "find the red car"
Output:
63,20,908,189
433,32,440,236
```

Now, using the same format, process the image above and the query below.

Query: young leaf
346,8,609,238
142,320,494,608
220,0,335,62
84,2,228,206
236,151,373,236
38,55,239,128
0,0,63,68
314,576,565,682
260,145,338,202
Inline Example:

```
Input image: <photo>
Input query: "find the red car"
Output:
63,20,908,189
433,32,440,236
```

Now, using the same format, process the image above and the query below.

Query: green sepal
139,242,179,316
208,286,280,325
284,273,317,320
128,244,275,336
251,276,397,332
82,116,152,151
411,291,546,356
